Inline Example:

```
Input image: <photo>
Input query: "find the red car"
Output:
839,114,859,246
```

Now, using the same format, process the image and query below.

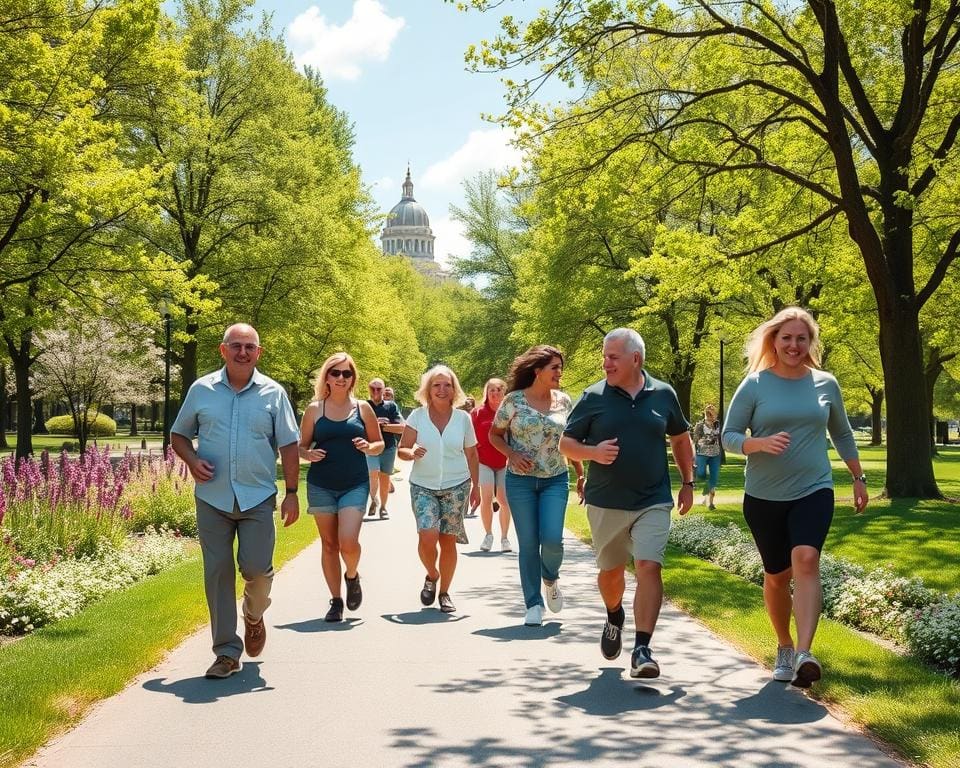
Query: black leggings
742,488,834,574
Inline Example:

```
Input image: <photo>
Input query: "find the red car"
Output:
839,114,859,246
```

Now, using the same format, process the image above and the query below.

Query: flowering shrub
669,514,960,678
122,452,197,536
45,412,117,436
0,528,186,635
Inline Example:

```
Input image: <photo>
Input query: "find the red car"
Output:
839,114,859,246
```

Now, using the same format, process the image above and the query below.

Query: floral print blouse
493,389,573,478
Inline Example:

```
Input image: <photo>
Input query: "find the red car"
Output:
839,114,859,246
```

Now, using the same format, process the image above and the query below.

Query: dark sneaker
420,576,438,606
791,651,822,688
600,620,623,660
438,592,456,613
243,616,266,658
205,655,241,679
630,645,660,679
379,506,389,519
345,574,362,611
325,597,344,622
367,500,377,516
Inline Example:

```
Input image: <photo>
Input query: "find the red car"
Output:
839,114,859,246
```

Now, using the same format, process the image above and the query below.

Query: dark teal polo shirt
563,373,689,510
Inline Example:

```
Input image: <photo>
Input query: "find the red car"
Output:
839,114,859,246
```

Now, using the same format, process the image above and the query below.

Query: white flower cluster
0,528,186,635
669,515,960,677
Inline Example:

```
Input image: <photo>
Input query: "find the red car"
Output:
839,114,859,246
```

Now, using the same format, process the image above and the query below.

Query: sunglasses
328,368,354,379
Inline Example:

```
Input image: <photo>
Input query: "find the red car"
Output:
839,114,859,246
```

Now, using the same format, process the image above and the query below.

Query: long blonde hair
313,352,358,400
414,365,467,407
745,307,822,374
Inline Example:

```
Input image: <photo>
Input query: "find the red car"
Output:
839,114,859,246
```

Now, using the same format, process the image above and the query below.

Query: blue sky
243,0,535,267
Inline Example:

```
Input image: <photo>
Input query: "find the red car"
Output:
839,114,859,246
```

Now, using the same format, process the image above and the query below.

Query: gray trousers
196,495,276,659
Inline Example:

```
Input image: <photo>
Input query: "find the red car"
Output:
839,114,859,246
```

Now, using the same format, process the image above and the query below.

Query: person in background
365,377,404,519
171,323,300,679
383,386,400,493
490,346,583,627
398,365,480,614
722,307,867,688
692,404,722,510
298,353,383,623
560,328,694,679
470,378,512,552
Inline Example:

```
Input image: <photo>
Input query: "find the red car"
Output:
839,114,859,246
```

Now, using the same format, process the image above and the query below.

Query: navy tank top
306,401,368,491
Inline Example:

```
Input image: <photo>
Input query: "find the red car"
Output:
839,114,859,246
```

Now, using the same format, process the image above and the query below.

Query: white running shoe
524,604,543,626
543,579,563,613
773,645,794,682
792,651,822,688
479,533,494,552
501,537,512,552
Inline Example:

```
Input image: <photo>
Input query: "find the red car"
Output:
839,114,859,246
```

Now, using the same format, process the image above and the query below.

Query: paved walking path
28,466,902,768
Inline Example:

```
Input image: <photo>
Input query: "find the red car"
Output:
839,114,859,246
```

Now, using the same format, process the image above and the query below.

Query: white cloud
421,129,524,190
430,215,472,270
372,175,395,190
288,1,405,81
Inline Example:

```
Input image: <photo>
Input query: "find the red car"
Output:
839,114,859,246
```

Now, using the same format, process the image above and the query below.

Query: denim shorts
366,445,398,474
307,482,370,515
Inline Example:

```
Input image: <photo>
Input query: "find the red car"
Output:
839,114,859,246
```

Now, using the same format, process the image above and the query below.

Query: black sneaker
630,645,660,679
324,597,344,622
600,620,623,660
345,574,362,611
420,576,438,606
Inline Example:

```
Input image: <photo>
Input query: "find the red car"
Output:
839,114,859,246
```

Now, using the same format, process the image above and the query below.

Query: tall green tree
464,0,960,497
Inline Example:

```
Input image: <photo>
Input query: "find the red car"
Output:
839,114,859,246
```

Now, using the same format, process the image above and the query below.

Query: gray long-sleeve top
721,368,859,501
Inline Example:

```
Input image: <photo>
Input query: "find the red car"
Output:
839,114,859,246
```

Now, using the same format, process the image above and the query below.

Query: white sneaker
501,537,512,552
792,651,822,688
700,495,708,506
773,645,794,682
524,604,543,626
543,579,563,613
479,533,494,552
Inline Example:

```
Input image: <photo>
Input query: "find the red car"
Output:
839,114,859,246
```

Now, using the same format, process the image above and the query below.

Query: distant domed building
381,166,435,260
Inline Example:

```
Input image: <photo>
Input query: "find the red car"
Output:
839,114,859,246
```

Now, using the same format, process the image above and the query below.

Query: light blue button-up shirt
171,367,300,512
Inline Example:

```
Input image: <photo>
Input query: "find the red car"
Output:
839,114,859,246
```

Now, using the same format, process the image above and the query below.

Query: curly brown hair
507,345,564,392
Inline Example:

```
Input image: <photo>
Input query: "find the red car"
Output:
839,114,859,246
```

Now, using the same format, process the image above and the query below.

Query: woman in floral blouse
490,345,584,627
692,404,722,510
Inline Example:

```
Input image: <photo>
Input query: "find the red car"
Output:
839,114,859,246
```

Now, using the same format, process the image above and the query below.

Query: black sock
635,631,652,649
607,604,625,628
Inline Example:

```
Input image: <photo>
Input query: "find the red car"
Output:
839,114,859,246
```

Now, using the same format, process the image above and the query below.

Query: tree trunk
129,403,138,436
181,332,198,395
877,302,940,497
12,354,32,458
0,364,7,449
33,398,46,434
868,387,883,446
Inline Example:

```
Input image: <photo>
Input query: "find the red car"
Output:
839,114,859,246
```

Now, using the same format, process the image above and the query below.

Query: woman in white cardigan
398,365,480,613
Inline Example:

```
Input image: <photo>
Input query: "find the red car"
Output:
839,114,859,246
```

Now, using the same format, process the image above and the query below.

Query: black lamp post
159,300,172,453
718,337,726,464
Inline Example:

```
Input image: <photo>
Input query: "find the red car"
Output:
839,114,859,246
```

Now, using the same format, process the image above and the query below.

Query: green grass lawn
1,433,163,454
564,502,960,768
688,444,960,592
0,482,318,768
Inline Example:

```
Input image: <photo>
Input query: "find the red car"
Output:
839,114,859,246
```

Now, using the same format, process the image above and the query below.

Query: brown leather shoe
205,655,241,679
244,616,266,658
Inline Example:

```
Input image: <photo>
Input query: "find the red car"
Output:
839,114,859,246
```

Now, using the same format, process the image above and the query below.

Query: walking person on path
692,404,722,510
365,377,404,519
490,346,584,627
171,323,301,679
559,328,694,678
722,307,868,688
471,378,513,553
398,365,480,614
298,353,384,623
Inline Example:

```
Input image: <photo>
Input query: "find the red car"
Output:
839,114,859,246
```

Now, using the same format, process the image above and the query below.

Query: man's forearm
170,433,197,464
279,443,300,489
559,435,595,462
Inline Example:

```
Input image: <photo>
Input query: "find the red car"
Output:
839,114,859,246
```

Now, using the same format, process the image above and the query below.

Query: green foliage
44,413,117,438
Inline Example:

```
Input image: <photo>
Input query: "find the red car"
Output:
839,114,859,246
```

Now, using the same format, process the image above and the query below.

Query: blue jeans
505,471,569,608
696,454,721,492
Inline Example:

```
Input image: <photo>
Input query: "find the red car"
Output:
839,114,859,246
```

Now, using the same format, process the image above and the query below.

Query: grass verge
565,502,960,768
0,488,317,768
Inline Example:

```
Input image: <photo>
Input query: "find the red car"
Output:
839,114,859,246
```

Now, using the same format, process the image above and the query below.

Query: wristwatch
285,487,299,494
682,480,696,488
853,474,867,484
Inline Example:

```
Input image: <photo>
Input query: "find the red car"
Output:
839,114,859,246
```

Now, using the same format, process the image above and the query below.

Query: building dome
381,166,435,260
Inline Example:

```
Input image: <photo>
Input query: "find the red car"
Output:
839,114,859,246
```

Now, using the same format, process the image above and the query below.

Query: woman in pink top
471,378,512,552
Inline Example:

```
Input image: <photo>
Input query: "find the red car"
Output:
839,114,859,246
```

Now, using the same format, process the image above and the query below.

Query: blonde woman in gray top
722,307,868,688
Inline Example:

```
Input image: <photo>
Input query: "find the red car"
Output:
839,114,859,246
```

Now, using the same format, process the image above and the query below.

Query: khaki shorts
587,503,673,570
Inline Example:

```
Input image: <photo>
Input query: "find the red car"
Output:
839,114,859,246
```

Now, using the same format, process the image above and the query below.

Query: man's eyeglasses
328,368,354,379
369,386,383,391
225,342,260,353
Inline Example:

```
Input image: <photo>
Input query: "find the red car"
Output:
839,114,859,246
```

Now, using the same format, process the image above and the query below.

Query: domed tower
381,166,435,260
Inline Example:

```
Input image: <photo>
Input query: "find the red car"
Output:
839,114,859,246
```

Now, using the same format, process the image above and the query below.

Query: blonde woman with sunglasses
299,353,384,623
